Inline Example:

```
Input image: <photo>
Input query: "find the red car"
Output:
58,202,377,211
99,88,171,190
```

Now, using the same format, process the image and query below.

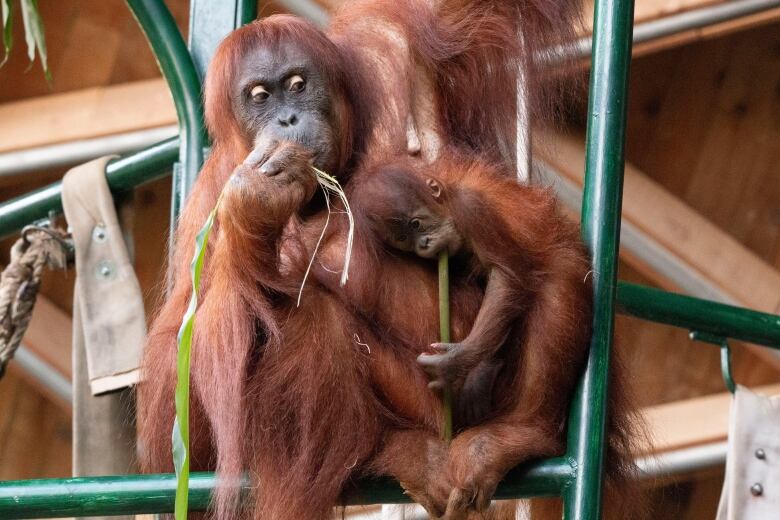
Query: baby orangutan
353,155,592,427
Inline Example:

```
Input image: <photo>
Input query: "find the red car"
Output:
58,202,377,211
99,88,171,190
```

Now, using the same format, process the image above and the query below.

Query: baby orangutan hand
417,342,481,391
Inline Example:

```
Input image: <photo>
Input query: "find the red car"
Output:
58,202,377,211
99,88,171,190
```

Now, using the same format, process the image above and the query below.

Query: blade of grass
1,0,12,67
298,181,332,307
173,193,223,520
312,166,354,286
298,166,355,304
438,251,453,443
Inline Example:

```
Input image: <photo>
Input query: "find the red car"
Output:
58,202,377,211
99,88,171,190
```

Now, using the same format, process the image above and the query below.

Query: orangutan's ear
426,178,442,199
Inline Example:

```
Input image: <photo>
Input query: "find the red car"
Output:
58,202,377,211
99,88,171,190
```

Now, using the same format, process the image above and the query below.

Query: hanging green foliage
1,0,49,81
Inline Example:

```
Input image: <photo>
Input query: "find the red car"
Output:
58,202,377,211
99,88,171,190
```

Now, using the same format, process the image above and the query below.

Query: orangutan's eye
288,75,306,93
250,85,270,102
410,218,421,230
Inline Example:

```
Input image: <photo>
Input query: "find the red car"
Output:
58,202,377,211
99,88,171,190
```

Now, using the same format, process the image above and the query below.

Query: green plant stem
438,250,453,443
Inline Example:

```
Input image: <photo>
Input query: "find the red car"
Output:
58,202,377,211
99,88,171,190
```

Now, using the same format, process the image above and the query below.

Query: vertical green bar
188,0,257,80
126,0,206,240
564,0,635,516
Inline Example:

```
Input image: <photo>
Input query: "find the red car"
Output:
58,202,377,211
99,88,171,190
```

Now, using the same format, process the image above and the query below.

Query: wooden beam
23,296,72,381
537,130,780,317
644,383,780,453
632,7,780,57
5,294,74,412
0,78,176,153
0,2,774,157
580,0,780,31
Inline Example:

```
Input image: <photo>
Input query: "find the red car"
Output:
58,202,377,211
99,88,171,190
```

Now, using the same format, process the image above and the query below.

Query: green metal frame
127,0,206,230
1,0,779,518
565,0,635,514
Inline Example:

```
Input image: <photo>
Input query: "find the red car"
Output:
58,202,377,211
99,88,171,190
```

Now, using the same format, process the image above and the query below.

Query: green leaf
173,196,222,520
19,0,34,62
1,0,12,68
19,0,49,81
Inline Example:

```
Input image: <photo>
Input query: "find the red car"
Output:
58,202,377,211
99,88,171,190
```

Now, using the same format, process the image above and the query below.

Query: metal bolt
755,448,766,460
751,483,763,496
96,260,114,280
92,225,107,243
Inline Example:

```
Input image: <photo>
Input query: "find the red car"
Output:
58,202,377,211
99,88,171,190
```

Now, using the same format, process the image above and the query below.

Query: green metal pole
126,0,205,233
564,0,635,516
617,282,780,349
0,138,178,240
188,0,257,79
0,459,572,518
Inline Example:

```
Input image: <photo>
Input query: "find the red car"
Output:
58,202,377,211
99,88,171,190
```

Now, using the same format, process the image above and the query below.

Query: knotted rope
0,225,71,378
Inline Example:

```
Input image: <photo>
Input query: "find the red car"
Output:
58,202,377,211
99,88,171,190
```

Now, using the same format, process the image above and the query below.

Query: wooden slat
0,370,71,479
0,4,773,157
537,130,780,316
2,294,74,412
0,78,176,153
632,8,780,57
23,296,72,380
581,0,779,31
644,383,780,452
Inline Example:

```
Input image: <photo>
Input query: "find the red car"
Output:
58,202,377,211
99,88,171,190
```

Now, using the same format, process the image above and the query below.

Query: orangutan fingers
417,352,443,369
428,380,445,391
443,487,475,520
258,142,313,178
243,139,276,168
430,342,457,354
474,482,495,513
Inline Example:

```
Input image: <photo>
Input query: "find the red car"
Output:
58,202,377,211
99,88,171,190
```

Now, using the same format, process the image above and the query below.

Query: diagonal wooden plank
537,130,780,316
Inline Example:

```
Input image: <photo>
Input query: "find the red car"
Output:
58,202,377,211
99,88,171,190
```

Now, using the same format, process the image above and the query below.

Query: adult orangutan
135,1,629,519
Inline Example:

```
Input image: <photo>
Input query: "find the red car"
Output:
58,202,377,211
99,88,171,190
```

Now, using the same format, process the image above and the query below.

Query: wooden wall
561,22,780,408
0,370,71,479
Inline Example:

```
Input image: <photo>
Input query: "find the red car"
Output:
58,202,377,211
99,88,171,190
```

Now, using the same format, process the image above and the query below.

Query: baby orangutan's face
378,178,463,259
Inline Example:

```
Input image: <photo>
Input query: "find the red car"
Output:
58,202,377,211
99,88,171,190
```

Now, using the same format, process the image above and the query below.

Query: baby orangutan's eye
410,218,421,230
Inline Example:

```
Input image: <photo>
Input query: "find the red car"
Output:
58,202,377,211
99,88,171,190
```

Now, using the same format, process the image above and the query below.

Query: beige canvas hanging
62,156,146,395
717,385,780,519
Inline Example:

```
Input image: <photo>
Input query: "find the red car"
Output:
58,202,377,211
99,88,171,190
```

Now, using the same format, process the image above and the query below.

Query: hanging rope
0,225,71,378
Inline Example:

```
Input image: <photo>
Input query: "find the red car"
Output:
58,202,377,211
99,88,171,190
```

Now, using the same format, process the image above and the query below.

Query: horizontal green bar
0,458,572,518
617,281,780,349
0,137,179,240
